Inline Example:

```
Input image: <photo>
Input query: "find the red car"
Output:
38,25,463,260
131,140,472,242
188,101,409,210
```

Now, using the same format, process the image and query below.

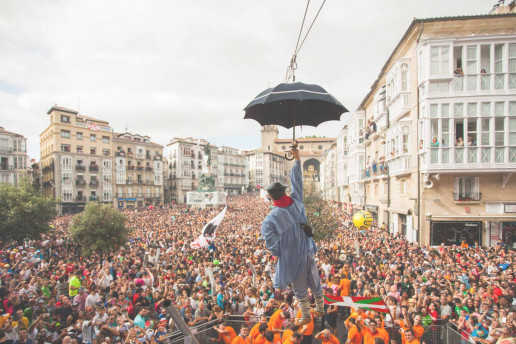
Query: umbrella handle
284,140,298,161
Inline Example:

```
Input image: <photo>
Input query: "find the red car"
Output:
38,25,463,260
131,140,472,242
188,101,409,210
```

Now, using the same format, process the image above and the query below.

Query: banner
190,206,227,249
324,295,389,314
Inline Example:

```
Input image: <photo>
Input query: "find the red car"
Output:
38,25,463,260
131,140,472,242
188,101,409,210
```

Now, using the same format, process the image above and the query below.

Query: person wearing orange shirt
392,329,420,344
282,324,307,344
214,324,237,344
314,329,339,344
295,309,314,343
232,326,251,344
254,327,274,344
250,315,268,342
358,318,389,344
283,332,303,344
397,314,424,344
268,309,290,333
346,318,363,344
339,275,351,297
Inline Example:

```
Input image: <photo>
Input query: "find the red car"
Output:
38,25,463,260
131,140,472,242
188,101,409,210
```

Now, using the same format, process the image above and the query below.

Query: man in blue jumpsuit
261,147,324,326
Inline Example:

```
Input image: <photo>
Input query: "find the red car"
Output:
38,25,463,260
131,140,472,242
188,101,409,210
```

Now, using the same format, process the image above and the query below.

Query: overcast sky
0,0,495,159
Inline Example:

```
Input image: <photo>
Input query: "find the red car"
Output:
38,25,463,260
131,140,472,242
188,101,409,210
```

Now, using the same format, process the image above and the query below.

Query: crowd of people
1,192,516,344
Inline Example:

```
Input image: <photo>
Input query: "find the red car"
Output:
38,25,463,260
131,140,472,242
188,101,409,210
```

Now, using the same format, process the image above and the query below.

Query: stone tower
261,125,278,152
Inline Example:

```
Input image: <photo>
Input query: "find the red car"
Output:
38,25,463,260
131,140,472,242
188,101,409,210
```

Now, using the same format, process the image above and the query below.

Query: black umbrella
244,82,348,159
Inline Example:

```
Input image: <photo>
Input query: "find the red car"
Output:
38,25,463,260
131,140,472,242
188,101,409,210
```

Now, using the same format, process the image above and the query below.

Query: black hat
265,182,287,193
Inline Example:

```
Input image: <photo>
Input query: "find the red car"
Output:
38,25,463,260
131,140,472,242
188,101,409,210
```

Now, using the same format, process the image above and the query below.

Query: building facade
321,142,338,201
336,126,350,206
217,146,249,195
40,106,114,214
113,132,163,209
0,126,28,186
346,9,516,245
257,125,335,189
164,138,219,204
246,149,287,189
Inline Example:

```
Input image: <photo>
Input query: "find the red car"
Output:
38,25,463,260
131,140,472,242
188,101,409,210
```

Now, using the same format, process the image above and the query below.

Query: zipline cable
285,0,327,83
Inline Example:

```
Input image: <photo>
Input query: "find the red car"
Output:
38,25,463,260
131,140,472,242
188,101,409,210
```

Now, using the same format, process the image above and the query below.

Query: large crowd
1,193,515,344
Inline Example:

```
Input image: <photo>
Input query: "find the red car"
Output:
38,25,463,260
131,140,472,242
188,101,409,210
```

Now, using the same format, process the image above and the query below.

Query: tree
303,182,339,242
0,182,56,242
70,202,129,259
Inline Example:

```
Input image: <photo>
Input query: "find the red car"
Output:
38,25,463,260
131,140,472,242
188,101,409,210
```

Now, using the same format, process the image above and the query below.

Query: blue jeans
291,254,323,299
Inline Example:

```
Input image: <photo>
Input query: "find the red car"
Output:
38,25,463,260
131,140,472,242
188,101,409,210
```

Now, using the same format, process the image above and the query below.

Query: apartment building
40,106,114,214
246,149,287,190
164,138,219,204
113,132,163,209
217,146,249,195
321,142,338,201
336,126,350,208
346,7,516,246
0,126,28,186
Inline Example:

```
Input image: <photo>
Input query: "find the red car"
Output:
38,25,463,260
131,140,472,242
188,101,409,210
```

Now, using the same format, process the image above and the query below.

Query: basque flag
324,295,389,314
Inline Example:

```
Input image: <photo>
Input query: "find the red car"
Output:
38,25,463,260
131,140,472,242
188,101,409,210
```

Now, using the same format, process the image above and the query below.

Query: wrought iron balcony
76,164,86,171
76,179,86,186
453,192,482,202
89,165,99,172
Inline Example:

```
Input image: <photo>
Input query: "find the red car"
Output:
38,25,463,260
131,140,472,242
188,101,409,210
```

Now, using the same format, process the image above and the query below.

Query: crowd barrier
163,315,472,344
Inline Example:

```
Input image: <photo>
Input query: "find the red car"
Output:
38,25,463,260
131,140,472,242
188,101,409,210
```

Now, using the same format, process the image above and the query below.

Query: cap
265,182,287,192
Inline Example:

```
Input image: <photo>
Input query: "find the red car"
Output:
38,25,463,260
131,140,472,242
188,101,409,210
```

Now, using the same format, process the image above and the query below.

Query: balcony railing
0,147,13,154
89,196,99,201
137,166,144,171
76,164,86,171
89,180,99,187
76,196,87,202
127,165,135,171
89,165,99,172
145,166,153,171
453,192,482,202
451,72,516,92
76,179,86,186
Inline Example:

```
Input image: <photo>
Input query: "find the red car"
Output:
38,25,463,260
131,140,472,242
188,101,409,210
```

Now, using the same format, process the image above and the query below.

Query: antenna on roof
125,120,128,132
78,97,81,113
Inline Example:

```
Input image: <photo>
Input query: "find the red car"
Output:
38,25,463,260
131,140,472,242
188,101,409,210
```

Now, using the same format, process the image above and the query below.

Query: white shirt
85,293,102,308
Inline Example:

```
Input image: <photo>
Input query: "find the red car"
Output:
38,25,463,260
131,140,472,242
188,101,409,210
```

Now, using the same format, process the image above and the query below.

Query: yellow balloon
353,211,373,230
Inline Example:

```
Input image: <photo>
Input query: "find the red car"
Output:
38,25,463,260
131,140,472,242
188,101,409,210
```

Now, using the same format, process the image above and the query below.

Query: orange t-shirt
282,329,293,343
253,334,272,344
406,339,421,344
347,325,363,344
250,323,262,342
268,310,283,331
231,336,251,344
361,327,389,344
339,278,351,296
295,310,314,336
399,321,424,344
218,326,237,344
320,334,340,344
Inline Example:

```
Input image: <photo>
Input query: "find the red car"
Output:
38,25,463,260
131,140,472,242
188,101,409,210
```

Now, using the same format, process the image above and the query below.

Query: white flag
190,206,227,249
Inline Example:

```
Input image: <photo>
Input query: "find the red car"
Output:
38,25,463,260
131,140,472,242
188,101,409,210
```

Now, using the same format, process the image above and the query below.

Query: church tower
261,125,279,152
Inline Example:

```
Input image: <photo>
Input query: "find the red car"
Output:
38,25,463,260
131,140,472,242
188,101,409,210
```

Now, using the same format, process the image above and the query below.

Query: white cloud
0,0,493,158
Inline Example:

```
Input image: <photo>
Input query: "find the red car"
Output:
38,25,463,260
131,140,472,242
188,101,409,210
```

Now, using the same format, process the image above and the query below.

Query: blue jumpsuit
261,160,323,299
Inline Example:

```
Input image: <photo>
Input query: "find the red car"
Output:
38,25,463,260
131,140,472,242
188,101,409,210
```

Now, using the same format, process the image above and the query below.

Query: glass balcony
450,73,516,93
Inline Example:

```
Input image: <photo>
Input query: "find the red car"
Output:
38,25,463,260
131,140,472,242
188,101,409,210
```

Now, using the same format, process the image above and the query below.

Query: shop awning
430,215,516,221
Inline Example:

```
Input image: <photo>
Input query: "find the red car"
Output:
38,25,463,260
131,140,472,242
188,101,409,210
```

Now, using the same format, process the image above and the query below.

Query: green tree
0,182,56,241
303,182,338,242
70,203,129,259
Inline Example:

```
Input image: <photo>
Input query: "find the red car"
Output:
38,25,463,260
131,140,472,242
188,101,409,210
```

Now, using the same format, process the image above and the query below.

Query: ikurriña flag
324,295,389,314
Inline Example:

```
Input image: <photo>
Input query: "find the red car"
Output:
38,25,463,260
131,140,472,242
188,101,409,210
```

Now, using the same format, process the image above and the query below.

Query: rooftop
0,126,25,137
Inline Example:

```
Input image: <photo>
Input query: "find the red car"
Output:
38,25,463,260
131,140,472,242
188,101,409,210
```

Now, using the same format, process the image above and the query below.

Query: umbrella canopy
243,82,347,129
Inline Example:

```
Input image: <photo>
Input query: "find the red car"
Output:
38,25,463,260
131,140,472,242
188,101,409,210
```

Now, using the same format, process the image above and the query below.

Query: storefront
430,221,482,246
488,221,516,248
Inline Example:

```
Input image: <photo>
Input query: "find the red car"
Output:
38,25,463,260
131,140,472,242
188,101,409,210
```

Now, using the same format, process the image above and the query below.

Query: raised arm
289,148,302,204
